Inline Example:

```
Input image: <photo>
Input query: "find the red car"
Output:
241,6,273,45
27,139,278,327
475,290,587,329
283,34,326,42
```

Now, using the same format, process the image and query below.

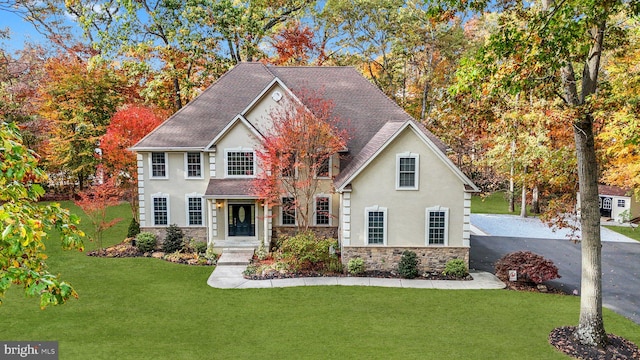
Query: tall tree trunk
520,183,527,218
532,185,540,214
509,140,515,213
560,18,608,347
172,76,182,110
574,113,606,347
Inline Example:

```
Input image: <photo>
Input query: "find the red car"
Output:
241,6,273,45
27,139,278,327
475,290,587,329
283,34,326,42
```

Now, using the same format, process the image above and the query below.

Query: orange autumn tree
100,105,165,219
253,90,349,231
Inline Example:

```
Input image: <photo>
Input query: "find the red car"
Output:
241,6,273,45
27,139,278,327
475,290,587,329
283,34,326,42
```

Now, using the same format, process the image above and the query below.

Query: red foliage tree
253,90,349,230
74,175,123,250
100,104,165,218
269,22,316,66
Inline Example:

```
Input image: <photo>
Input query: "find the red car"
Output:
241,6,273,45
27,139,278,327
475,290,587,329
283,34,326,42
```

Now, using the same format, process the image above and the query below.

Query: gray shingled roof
205,179,256,198
133,63,453,183
133,63,274,149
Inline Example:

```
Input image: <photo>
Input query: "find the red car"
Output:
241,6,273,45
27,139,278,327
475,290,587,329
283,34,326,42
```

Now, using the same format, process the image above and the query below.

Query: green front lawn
2,202,638,359
471,191,535,215
604,225,640,242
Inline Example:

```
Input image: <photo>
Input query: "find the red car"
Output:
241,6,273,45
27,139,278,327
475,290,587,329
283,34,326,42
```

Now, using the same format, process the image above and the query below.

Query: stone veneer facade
341,246,469,273
140,227,207,245
271,226,339,241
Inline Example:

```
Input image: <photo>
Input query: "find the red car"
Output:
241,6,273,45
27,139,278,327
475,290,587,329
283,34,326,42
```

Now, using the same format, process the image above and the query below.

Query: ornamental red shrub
494,251,561,284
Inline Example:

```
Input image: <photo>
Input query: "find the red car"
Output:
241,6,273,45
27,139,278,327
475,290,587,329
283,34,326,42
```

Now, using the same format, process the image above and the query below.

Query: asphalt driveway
469,218,640,325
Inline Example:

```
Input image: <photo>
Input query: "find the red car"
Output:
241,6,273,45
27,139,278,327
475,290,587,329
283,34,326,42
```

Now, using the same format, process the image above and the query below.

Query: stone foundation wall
341,246,469,273
140,227,207,244
271,226,339,240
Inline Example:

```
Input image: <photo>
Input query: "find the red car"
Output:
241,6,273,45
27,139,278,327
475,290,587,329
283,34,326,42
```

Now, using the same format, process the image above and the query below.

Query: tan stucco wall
346,126,467,247
139,151,210,231
244,85,286,135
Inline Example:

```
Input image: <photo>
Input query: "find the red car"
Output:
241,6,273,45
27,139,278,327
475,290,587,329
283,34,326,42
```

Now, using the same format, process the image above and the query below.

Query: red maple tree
253,89,349,230
100,104,165,217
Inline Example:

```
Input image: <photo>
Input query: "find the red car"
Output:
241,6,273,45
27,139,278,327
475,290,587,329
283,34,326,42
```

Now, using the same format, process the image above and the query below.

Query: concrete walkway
208,248,506,290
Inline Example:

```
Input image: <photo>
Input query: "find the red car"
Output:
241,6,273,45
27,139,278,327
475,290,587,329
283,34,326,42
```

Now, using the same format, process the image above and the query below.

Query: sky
1,11,50,53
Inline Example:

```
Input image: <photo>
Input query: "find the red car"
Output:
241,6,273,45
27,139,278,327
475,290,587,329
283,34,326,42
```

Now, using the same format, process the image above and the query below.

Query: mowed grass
471,190,536,215
2,202,639,359
604,225,640,242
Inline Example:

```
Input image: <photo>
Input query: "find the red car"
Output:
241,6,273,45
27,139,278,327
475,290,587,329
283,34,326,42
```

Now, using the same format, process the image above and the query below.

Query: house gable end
336,121,479,193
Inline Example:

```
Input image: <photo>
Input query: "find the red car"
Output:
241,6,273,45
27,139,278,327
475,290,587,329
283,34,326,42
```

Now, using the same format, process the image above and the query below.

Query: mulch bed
87,241,215,266
549,326,640,359
244,267,473,281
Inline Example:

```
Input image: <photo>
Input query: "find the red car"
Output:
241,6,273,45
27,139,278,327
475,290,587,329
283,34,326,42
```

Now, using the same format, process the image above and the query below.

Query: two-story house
131,63,479,272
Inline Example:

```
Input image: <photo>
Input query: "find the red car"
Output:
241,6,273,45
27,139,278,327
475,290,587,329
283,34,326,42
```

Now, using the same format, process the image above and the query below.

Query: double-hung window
396,153,419,190
315,196,330,226
151,152,167,178
426,206,449,245
226,149,255,177
186,152,202,178
152,195,169,226
365,206,387,245
618,199,626,208
187,196,203,226
314,156,331,178
281,197,296,225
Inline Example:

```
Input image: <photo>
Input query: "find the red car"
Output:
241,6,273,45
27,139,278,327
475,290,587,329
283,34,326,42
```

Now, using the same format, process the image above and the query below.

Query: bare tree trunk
520,183,527,218
532,185,540,214
559,19,608,348
509,141,515,213
574,113,607,347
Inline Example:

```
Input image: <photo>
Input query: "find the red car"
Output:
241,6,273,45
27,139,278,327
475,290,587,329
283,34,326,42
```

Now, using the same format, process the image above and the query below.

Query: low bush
162,224,184,253
127,218,141,238
443,258,468,277
347,257,365,275
398,250,419,279
495,251,560,284
205,244,218,262
275,232,338,271
188,240,207,255
135,232,157,253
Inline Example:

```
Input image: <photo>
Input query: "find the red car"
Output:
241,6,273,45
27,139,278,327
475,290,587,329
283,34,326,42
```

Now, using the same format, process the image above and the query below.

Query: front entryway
228,204,255,237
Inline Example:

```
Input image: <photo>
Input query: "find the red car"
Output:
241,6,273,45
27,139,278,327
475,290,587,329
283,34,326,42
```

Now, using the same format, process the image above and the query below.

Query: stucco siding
139,151,209,229
347,127,466,247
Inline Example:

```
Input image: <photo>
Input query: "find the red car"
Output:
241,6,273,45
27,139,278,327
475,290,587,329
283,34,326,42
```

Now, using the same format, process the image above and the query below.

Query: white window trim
313,155,332,179
151,193,170,226
314,194,332,226
425,206,449,246
150,152,169,179
396,152,419,190
365,205,387,245
185,193,204,227
224,147,256,178
184,152,204,179
617,199,626,208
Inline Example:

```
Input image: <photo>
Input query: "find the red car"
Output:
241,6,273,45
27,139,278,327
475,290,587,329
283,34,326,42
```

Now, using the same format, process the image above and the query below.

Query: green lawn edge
2,201,638,359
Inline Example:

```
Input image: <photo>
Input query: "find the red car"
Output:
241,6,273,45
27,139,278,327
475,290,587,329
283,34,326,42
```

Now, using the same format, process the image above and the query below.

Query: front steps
216,248,255,266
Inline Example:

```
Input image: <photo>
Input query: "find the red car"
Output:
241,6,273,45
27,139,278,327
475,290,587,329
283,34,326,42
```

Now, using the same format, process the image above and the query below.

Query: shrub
135,232,157,253
443,258,468,277
205,244,218,263
162,224,184,253
347,257,365,275
495,251,560,284
127,218,141,238
275,232,338,271
398,250,419,279
326,256,343,273
255,242,268,261
188,239,207,254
